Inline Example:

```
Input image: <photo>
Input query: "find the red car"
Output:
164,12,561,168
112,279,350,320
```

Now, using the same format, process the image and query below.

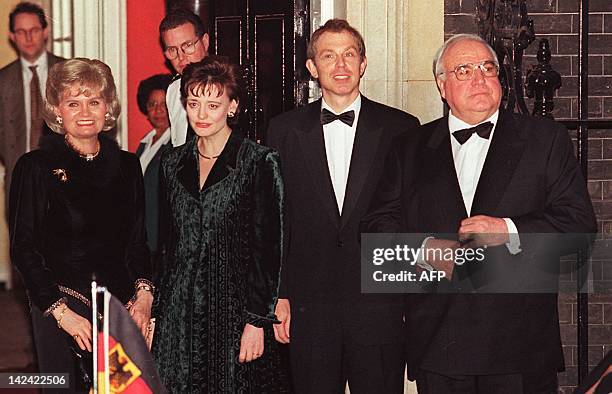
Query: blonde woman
9,58,152,393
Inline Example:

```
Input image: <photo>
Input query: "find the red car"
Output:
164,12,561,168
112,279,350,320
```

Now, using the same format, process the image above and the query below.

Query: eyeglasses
14,27,43,38
443,60,500,81
163,37,202,60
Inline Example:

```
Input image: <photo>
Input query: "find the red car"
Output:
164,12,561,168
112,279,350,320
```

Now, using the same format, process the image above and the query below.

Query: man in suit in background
363,34,596,393
159,9,209,147
268,19,420,394
0,2,64,202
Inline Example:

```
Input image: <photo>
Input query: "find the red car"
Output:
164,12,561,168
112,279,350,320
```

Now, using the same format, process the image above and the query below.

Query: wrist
54,304,69,328
136,290,154,301
134,279,155,296
44,297,68,317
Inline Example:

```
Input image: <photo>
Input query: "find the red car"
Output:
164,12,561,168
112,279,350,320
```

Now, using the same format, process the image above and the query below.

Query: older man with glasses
363,33,596,393
159,9,209,147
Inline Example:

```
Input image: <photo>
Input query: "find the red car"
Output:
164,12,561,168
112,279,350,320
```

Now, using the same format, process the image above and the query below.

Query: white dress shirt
449,110,520,253
166,78,188,147
418,110,520,271
138,127,171,174
322,95,361,214
20,52,48,152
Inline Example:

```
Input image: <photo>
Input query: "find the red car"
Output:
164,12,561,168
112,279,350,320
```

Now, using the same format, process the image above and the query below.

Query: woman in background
135,73,173,259
152,56,289,392
9,58,152,392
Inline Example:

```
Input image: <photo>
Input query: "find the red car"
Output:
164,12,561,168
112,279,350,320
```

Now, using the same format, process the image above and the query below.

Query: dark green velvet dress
152,131,289,393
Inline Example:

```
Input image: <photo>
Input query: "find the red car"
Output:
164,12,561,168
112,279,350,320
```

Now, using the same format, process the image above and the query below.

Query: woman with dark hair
152,56,288,392
135,73,173,258
9,58,152,392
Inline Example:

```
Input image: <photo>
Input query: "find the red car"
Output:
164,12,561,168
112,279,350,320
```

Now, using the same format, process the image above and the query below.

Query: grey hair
433,34,498,80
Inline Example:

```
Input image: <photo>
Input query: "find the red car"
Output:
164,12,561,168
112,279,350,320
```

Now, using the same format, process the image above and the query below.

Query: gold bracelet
134,279,155,296
56,304,68,329
136,284,152,294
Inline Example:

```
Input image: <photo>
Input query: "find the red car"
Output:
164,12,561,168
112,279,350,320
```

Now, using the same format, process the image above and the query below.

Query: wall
126,1,170,152
445,0,612,392
346,0,444,125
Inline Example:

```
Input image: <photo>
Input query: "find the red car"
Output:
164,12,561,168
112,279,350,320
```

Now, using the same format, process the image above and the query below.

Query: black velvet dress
152,132,289,393
9,133,151,392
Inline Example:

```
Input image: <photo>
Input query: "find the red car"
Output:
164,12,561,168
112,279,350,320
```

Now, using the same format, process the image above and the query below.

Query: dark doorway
208,0,310,143
166,0,310,143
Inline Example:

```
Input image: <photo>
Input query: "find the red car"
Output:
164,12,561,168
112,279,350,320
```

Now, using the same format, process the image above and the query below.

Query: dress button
337,241,344,247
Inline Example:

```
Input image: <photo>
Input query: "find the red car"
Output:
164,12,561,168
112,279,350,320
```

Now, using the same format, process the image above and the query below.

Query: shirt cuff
503,218,522,255
416,236,435,271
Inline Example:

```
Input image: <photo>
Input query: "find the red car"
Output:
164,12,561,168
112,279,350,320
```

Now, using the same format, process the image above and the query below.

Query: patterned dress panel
152,133,289,393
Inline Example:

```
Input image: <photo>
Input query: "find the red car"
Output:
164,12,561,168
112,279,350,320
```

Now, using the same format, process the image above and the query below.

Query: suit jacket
9,133,150,311
136,135,171,253
363,109,597,377
0,52,65,201
267,96,420,345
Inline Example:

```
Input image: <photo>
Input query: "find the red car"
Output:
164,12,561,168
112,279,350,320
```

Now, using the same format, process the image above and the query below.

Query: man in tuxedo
159,9,209,147
0,2,64,202
267,19,420,394
362,34,596,393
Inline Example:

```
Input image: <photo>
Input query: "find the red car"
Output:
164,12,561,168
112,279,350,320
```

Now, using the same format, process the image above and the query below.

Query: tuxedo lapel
296,101,341,224
340,97,382,229
423,119,468,230
471,110,526,216
135,142,146,158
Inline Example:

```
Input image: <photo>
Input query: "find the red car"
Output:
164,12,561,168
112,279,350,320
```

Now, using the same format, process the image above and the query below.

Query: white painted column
346,0,444,123
50,0,128,149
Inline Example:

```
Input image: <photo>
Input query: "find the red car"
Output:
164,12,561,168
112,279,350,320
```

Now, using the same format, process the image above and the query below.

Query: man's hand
459,215,509,247
239,324,264,363
423,238,459,280
273,298,290,344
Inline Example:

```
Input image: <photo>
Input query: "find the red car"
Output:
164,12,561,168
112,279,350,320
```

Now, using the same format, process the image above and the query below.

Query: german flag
95,293,166,393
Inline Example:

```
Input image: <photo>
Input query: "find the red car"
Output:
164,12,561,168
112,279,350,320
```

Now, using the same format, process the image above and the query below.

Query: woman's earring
104,112,111,121
56,115,63,125
228,111,235,118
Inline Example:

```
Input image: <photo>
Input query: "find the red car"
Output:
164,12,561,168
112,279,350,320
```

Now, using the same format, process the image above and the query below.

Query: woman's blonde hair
43,58,121,133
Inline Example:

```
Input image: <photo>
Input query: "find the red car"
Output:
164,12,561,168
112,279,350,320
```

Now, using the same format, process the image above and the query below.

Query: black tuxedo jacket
363,109,597,377
267,96,420,345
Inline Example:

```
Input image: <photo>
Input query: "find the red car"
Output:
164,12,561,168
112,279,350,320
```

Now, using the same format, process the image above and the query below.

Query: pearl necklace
64,135,100,161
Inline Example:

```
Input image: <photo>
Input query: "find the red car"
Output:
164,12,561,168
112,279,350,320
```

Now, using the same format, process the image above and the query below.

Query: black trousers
415,369,559,394
290,339,404,394
30,301,92,393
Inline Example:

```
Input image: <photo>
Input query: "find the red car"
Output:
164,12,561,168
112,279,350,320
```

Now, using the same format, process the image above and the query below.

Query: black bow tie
452,122,494,144
321,108,355,127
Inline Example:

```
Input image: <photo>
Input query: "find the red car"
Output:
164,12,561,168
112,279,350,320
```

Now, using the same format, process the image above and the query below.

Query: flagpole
91,280,98,393
103,290,111,394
